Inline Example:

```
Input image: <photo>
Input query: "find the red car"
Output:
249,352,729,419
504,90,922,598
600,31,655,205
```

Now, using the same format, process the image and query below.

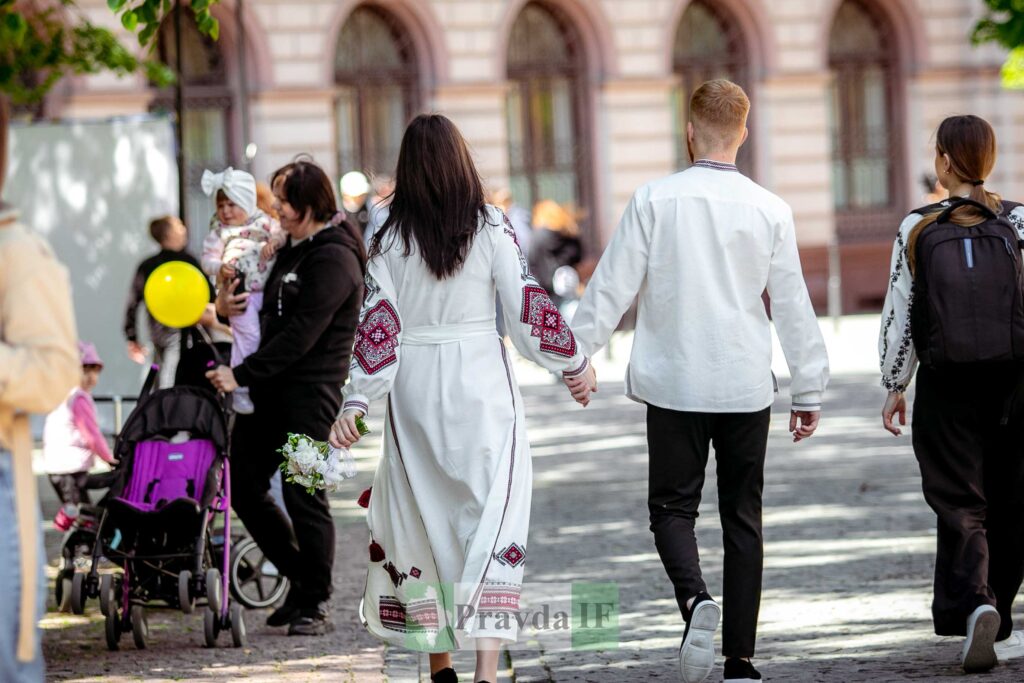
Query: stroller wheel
203,605,220,648
70,571,87,615
99,573,116,618
131,605,148,649
205,567,222,616
104,608,120,651
230,602,247,647
56,573,73,613
178,570,195,614
230,536,290,609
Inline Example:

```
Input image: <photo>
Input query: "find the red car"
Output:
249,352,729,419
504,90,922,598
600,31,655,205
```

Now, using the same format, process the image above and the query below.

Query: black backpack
910,198,1024,366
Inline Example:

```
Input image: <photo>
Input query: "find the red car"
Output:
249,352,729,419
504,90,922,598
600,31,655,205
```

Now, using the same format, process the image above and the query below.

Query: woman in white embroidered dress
331,114,597,683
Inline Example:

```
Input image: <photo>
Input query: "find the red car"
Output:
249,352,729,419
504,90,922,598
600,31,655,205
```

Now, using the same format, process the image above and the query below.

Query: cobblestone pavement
40,373,1024,682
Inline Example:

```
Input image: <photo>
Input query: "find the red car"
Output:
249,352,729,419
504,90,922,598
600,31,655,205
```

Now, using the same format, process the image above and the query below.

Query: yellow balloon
143,261,210,329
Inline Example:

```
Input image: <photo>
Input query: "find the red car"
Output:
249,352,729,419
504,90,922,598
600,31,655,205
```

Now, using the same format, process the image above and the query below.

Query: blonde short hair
689,79,750,150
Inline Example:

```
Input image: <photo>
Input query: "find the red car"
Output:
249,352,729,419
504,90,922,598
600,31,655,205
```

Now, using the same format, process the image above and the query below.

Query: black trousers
912,364,1024,640
231,381,340,608
647,404,771,659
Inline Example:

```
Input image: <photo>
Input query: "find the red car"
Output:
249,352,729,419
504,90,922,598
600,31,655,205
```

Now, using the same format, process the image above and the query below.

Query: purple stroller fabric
120,440,218,512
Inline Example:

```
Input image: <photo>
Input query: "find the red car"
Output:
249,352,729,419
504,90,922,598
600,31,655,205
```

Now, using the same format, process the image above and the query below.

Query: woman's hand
882,391,907,436
330,409,365,449
215,277,249,319
564,363,598,407
205,365,239,393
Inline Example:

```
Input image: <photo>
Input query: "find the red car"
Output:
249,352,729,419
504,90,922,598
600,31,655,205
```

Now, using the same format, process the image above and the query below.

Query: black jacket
124,249,203,347
233,225,365,388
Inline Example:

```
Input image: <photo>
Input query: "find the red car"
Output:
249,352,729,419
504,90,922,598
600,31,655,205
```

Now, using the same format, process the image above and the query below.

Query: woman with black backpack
879,115,1024,674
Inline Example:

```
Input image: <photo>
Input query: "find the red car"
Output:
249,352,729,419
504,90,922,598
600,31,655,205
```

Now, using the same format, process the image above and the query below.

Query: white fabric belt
402,321,497,346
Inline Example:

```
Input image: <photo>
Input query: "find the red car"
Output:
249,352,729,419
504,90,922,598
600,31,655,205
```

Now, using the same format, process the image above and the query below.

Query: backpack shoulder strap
936,198,999,224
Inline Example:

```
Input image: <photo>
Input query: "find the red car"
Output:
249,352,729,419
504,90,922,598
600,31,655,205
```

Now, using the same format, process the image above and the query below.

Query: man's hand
330,409,365,448
564,363,598,407
127,341,148,364
789,410,820,442
882,391,907,436
205,365,239,393
215,277,249,319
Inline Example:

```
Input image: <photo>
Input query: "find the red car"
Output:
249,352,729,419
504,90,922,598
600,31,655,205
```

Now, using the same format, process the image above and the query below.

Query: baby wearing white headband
200,167,285,414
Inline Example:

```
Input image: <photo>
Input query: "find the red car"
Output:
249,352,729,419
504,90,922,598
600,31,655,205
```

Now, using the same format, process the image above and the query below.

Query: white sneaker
679,594,720,683
233,389,255,415
995,630,1024,661
961,604,1000,673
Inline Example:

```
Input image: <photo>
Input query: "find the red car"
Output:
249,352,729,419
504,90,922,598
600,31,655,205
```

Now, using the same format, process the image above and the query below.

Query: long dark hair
271,157,367,268
369,114,488,279
908,115,1002,275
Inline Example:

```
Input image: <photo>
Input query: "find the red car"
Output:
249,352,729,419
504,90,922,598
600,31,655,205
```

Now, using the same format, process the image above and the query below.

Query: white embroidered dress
342,205,588,650
878,200,1024,391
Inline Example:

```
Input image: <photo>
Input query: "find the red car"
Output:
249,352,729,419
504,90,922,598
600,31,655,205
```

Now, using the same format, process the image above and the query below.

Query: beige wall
63,0,1024,255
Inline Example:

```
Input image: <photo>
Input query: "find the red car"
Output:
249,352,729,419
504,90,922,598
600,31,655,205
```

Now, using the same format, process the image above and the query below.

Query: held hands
563,363,598,407
205,365,239,393
789,410,820,443
882,391,907,436
330,409,365,449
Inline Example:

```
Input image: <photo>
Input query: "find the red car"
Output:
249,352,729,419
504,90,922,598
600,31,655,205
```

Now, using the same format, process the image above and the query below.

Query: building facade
38,0,1024,313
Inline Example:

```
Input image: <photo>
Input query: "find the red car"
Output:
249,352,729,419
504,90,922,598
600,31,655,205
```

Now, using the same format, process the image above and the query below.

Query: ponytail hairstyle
907,115,1002,275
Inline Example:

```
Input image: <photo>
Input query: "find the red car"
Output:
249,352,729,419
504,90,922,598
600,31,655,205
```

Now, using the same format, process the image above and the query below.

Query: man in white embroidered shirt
571,80,829,683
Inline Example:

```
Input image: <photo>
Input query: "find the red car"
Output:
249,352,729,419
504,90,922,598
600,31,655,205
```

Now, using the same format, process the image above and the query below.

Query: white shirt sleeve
341,256,402,416
570,189,652,357
766,208,830,411
878,213,921,393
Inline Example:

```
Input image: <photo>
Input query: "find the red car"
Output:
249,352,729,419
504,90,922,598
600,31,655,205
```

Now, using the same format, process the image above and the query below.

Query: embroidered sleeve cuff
791,392,822,412
880,376,907,393
562,357,590,379
342,395,370,417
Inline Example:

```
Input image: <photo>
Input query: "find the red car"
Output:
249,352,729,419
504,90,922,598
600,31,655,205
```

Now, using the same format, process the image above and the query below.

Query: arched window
155,7,234,240
506,2,594,249
672,0,752,173
334,6,419,179
828,0,903,239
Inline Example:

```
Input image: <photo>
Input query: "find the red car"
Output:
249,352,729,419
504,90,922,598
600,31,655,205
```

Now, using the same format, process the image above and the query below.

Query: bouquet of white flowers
278,433,358,494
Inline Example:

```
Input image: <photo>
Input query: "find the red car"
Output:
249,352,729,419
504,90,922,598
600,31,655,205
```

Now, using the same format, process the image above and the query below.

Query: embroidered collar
693,159,739,172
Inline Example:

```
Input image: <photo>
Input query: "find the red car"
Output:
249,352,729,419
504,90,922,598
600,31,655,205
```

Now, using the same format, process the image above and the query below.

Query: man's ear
739,126,749,147
686,121,695,145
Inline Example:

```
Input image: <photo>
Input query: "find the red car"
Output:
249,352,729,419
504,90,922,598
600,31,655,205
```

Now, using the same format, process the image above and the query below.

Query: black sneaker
724,658,762,681
266,599,301,627
679,591,721,683
430,668,458,683
288,604,335,636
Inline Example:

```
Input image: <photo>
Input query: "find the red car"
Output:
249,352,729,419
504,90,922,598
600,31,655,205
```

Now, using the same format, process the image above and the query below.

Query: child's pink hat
78,341,103,368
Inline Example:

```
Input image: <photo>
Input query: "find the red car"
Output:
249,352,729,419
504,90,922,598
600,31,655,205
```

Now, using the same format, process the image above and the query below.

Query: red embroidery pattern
479,583,522,611
520,286,577,358
494,542,527,568
379,596,440,633
354,300,401,374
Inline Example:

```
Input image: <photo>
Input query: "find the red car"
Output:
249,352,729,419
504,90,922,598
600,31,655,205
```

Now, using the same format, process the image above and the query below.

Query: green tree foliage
0,0,220,105
972,0,1024,89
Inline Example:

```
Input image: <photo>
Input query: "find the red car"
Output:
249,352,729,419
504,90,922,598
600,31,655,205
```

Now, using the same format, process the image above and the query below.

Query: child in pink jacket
42,341,117,529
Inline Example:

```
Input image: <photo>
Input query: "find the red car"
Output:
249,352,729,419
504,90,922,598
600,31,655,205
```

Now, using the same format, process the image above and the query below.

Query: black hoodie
234,224,365,388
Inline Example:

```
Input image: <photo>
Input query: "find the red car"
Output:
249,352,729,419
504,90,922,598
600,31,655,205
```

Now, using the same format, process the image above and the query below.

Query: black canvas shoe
723,658,762,681
288,603,335,636
679,591,721,683
430,668,458,683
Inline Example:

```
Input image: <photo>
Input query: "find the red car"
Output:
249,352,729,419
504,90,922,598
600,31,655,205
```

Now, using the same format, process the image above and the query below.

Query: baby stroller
71,371,245,650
